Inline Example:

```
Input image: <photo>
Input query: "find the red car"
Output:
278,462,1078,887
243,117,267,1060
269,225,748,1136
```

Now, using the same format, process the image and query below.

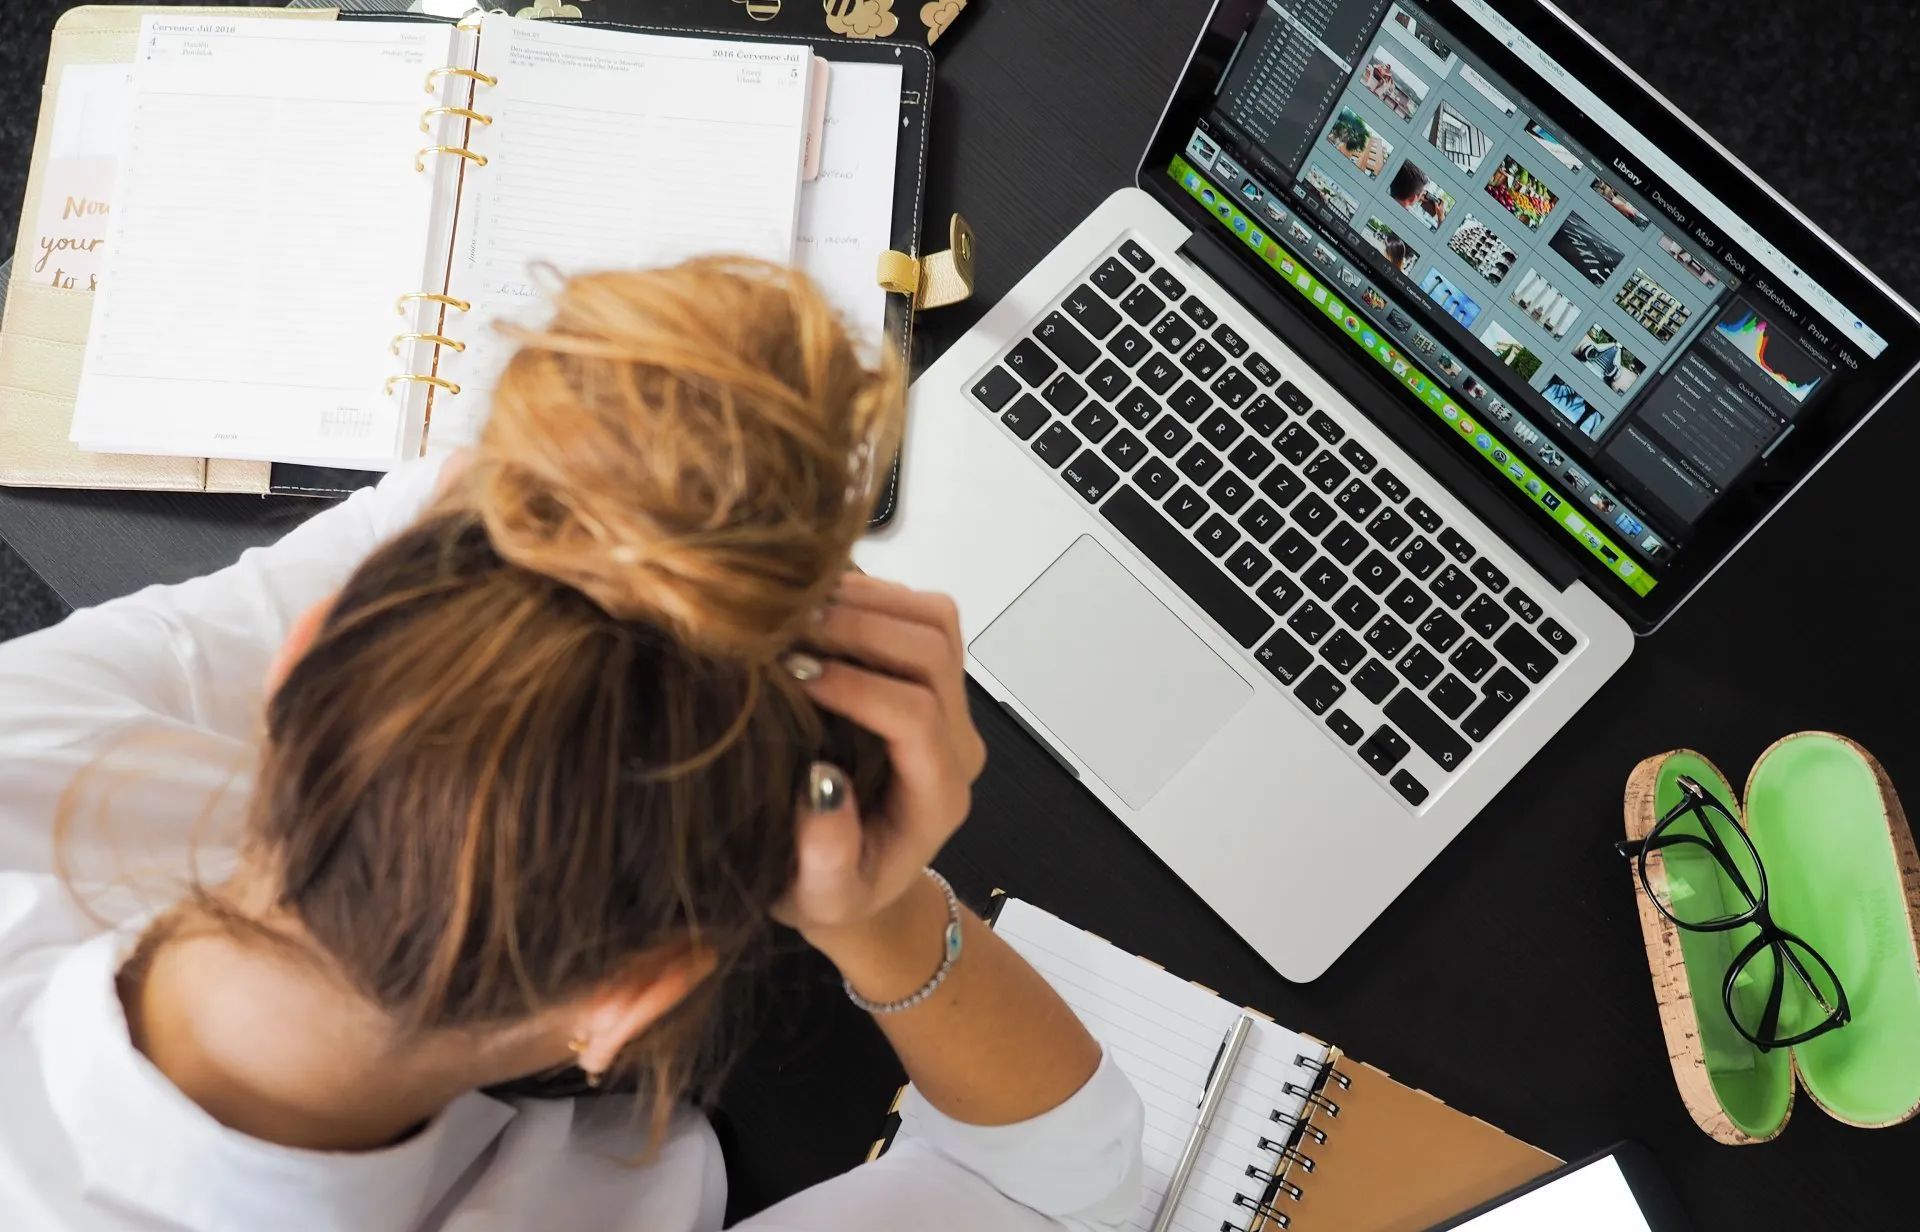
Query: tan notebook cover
0,5,332,494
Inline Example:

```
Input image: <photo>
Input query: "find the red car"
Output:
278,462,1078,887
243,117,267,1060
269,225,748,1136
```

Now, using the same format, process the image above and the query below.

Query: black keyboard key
1293,493,1335,536
1333,586,1379,631
1295,666,1347,715
1063,283,1121,338
1001,395,1049,440
1322,629,1366,674
1062,451,1119,504
1355,550,1399,595
1334,478,1381,522
1504,589,1543,624
1151,311,1196,351
1364,617,1411,659
1101,427,1147,471
1373,470,1409,503
1147,415,1192,458
1228,437,1275,481
1431,674,1475,720
1275,422,1317,464
1307,410,1345,445
1271,529,1314,571
1213,323,1250,357
1042,373,1088,414
1244,394,1288,437
1118,238,1153,271
1246,352,1281,386
1338,440,1377,474
1397,536,1444,579
1106,325,1151,368
1288,600,1335,645
1449,637,1496,682
1211,368,1257,409
1328,709,1364,746
1437,527,1474,563
1462,594,1508,639
1431,565,1475,609
1121,284,1166,326
1366,508,1413,550
1072,402,1118,443
1150,267,1186,299
1385,690,1470,772
1100,486,1273,648
1255,629,1312,684
1165,484,1208,528
1258,461,1304,508
1255,571,1304,616
1471,560,1510,594
1353,657,1397,703
1322,522,1367,566
1386,578,1431,623
1398,645,1444,690
1138,353,1180,394
1177,444,1224,486
1085,359,1129,402
1359,726,1409,774
1391,770,1429,805
1196,513,1239,557
1169,380,1212,422
1416,611,1462,653
1180,338,1226,380
972,365,1020,411
1091,256,1135,298
1208,471,1253,514
1238,499,1284,543
1006,338,1057,387
1495,625,1556,683
1462,668,1530,741
1180,295,1218,329
1227,542,1270,587
1302,557,1345,601
1135,457,1177,499
1032,421,1078,467
1406,497,1443,533
1200,408,1244,451
1277,380,1313,414
1538,618,1574,655
1035,312,1098,372
1116,387,1158,430
1304,450,1351,494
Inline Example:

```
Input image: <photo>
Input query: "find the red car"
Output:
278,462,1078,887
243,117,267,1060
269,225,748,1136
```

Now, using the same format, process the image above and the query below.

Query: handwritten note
793,59,902,356
31,63,133,292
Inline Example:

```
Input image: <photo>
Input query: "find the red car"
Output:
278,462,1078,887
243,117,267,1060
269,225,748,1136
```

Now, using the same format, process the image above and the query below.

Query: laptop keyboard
966,235,1584,809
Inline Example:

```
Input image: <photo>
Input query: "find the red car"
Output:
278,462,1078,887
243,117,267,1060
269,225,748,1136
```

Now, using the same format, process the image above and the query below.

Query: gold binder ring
396,292,471,316
415,146,488,173
425,66,498,95
420,106,494,133
390,333,467,355
386,374,462,396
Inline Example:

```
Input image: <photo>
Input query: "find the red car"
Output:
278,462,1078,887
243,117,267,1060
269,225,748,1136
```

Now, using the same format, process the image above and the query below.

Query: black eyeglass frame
1616,774,1851,1053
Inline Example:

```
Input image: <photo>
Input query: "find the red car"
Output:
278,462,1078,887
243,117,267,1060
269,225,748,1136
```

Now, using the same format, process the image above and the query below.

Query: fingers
800,659,970,834
770,766,866,930
817,575,979,778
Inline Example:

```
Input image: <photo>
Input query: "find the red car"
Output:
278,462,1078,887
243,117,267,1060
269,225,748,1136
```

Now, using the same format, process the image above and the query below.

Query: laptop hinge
1176,230,1582,593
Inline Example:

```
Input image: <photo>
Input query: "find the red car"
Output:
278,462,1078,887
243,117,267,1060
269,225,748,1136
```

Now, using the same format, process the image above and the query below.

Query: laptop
857,0,1920,980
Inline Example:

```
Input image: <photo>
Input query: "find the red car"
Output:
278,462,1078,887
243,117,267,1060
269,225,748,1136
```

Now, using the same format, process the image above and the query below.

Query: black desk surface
4,2,1918,1228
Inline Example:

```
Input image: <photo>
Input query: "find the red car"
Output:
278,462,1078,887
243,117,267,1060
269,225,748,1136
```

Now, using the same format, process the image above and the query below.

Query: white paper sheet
793,59,901,358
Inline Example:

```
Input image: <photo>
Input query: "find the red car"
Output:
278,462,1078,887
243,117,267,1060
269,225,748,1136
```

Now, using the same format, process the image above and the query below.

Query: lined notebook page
897,900,1329,1232
429,15,812,448
71,17,455,466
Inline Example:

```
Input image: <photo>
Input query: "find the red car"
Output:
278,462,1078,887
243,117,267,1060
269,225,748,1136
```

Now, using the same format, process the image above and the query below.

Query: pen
1149,1013,1254,1232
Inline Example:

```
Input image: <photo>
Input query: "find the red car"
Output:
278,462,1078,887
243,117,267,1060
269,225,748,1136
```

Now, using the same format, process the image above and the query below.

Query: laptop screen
1147,0,1918,622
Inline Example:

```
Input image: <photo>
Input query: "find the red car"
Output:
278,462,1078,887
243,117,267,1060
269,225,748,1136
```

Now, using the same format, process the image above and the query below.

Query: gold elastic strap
420,106,493,133
425,66,498,94
396,292,471,316
386,374,462,396
390,333,467,355
415,146,487,173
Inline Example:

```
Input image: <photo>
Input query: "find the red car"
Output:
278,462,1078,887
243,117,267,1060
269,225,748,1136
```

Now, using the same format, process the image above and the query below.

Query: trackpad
971,536,1251,809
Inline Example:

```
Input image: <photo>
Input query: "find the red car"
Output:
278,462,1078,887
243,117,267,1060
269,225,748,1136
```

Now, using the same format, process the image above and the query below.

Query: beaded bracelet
842,868,964,1016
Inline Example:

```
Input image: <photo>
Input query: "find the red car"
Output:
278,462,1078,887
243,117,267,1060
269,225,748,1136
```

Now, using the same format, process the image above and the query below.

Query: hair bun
467,258,903,661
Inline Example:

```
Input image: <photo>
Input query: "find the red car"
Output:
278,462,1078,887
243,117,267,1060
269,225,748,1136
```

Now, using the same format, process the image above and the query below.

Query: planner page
429,15,812,448
894,899,1330,1232
793,59,901,357
71,16,457,467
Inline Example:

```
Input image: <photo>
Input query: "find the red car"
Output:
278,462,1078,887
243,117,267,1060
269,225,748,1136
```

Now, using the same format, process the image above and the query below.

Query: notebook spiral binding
1221,1051,1353,1232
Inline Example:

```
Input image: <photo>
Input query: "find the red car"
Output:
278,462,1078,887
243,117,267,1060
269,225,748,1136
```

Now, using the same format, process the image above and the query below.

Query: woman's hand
772,574,986,944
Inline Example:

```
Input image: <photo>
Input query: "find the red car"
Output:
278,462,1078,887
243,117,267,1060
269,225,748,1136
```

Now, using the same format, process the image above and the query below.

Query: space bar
1100,487,1275,648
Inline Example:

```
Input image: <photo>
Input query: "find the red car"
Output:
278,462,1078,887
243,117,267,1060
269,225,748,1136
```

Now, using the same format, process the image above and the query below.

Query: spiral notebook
882,898,1557,1232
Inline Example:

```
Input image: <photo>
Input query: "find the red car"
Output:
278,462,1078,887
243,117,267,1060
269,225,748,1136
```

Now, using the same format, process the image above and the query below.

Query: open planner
887,899,1558,1232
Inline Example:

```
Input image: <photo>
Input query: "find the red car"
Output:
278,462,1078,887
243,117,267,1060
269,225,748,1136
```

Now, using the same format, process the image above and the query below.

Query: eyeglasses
1616,774,1850,1052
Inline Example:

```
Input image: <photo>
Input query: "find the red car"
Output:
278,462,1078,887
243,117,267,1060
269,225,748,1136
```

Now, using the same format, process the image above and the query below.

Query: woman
0,260,1145,1230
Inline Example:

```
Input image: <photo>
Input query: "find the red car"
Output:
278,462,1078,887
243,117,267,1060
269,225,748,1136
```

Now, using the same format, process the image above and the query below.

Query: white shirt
0,460,1146,1232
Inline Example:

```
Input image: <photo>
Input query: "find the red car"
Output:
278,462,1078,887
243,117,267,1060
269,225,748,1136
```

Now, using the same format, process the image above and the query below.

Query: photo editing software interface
1170,0,1892,600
